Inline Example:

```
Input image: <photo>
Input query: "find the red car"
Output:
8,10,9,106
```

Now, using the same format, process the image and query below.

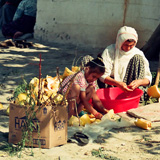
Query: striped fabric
123,54,147,102
123,54,145,85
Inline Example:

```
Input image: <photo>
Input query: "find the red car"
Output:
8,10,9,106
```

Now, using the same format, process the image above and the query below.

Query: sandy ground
0,32,160,160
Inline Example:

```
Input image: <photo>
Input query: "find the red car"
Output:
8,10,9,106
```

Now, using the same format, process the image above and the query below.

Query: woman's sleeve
143,56,152,85
99,47,113,82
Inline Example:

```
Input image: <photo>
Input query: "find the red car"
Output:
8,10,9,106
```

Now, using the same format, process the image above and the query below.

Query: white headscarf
114,26,141,81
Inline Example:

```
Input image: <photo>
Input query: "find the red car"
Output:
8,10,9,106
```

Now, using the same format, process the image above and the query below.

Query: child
60,57,108,119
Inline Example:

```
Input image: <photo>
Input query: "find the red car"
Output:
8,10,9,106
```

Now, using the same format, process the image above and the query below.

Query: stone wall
34,0,160,48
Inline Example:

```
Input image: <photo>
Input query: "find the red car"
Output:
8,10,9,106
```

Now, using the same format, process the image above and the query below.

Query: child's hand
95,112,103,119
103,108,109,114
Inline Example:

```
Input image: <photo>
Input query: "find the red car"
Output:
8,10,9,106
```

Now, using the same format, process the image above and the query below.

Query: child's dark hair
86,57,105,74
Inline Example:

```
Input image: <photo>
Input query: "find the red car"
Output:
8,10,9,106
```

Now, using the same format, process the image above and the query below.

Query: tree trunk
141,24,160,60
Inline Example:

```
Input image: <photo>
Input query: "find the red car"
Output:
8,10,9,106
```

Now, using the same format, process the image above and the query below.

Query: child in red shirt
60,57,108,119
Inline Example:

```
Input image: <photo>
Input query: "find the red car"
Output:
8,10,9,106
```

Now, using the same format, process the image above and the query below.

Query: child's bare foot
13,31,23,39
95,112,103,119
103,108,109,114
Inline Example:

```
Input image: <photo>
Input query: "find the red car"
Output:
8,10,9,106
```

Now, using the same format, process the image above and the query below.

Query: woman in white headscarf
99,26,152,92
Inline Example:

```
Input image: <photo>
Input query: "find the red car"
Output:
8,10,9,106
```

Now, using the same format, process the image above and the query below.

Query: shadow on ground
95,125,160,155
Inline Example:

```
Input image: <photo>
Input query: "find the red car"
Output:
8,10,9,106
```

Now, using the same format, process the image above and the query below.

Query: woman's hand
104,77,133,92
118,82,133,92
128,80,140,90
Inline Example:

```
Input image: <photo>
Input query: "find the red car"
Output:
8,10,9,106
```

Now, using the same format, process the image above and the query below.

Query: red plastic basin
96,87,143,113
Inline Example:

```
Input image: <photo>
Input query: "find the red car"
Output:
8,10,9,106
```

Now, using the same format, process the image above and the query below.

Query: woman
99,26,152,94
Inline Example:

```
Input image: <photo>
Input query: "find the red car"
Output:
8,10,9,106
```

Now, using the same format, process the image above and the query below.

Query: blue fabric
2,14,36,37
13,0,37,21
1,4,17,25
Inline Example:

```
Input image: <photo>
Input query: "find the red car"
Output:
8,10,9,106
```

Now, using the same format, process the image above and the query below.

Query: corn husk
0,103,3,109
72,66,80,72
147,85,160,98
62,67,75,79
134,118,152,130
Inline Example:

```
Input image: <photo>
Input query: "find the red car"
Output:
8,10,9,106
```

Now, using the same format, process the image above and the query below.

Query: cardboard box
9,103,68,149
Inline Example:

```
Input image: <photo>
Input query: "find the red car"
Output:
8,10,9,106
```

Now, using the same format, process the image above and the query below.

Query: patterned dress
60,70,97,94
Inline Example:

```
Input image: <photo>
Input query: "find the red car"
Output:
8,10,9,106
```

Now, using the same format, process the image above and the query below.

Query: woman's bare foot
13,31,23,39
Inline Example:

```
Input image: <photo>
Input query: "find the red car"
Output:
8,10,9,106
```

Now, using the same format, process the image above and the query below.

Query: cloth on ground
0,39,33,48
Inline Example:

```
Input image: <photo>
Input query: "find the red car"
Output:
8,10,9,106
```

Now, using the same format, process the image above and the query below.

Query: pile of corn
14,66,80,107
68,109,119,127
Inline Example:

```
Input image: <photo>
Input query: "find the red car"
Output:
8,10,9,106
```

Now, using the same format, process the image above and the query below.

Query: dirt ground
0,34,160,160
